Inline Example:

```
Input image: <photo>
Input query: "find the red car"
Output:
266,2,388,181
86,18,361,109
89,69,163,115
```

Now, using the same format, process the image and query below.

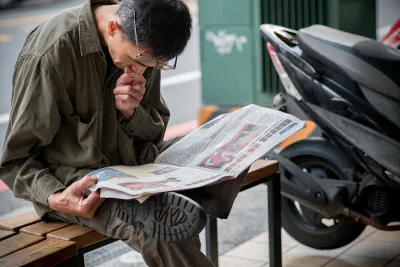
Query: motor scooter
261,23,400,249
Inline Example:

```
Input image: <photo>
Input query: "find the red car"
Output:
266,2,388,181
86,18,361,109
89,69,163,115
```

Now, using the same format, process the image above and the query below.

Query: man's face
107,33,153,74
106,19,173,73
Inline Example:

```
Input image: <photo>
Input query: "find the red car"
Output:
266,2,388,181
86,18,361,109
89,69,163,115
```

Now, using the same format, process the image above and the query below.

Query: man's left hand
114,69,146,121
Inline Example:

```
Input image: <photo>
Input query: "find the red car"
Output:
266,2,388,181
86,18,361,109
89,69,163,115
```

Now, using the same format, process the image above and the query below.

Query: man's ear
107,20,121,37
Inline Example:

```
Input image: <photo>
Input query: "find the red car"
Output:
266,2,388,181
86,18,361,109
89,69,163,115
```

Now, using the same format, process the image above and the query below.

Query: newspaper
89,104,305,201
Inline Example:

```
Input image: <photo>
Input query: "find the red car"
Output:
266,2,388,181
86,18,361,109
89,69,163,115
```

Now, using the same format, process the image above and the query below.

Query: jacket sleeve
0,56,66,206
117,69,171,164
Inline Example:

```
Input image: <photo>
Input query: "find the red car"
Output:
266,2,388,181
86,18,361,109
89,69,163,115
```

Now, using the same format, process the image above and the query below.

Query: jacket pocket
74,114,97,144
44,113,101,168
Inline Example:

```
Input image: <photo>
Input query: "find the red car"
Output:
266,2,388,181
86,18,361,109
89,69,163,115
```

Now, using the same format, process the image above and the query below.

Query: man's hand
48,176,104,218
114,67,146,121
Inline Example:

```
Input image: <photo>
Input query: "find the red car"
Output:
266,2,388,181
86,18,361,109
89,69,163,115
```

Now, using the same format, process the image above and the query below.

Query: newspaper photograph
88,104,306,199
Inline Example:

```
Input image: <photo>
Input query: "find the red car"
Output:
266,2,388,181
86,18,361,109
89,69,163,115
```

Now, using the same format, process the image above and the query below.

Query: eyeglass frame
129,7,178,70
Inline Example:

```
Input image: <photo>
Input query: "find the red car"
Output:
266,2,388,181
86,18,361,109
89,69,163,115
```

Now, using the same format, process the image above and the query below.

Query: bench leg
205,215,219,266
55,254,85,267
267,175,282,267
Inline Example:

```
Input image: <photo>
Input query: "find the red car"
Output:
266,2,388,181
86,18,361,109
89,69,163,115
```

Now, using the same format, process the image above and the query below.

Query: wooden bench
0,159,282,267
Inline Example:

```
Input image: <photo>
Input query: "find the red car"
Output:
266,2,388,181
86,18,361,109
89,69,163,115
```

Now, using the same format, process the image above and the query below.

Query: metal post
205,215,219,266
267,175,282,267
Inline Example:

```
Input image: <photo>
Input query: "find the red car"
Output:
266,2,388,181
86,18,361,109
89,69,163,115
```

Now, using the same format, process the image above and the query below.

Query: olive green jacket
0,0,172,217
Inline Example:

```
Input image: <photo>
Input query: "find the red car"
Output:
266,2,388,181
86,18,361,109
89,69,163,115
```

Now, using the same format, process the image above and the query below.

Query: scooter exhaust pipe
342,208,400,231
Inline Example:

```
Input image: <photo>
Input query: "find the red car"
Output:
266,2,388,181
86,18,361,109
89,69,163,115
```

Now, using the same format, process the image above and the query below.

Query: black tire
280,139,366,249
0,0,16,9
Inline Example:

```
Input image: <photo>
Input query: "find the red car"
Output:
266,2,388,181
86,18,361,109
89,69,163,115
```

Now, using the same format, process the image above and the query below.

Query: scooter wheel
280,140,365,249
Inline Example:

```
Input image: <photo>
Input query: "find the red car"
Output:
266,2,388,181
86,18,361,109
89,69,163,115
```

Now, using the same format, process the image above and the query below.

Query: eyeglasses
131,7,177,70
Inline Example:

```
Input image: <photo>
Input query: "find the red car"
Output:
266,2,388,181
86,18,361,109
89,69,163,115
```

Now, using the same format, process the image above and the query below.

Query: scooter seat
297,25,400,101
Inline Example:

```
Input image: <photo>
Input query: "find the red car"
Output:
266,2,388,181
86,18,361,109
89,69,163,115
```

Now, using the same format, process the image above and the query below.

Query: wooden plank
47,224,106,249
0,238,76,267
243,160,279,187
0,211,40,231
20,221,70,236
0,233,45,258
0,229,15,241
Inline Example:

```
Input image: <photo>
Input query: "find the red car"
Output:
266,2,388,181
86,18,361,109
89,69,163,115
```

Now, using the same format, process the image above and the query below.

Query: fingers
75,176,98,194
114,84,145,110
81,191,104,218
116,73,133,86
125,70,146,85
115,94,132,102
114,70,146,121
50,177,104,218
115,92,143,102
117,70,146,86
114,95,140,109
82,190,99,206
114,84,145,97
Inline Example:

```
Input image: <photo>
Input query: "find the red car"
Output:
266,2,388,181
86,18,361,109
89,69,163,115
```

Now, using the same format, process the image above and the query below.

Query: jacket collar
78,0,119,56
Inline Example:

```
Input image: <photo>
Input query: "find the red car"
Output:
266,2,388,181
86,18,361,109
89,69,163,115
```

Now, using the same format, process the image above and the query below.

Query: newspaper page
89,104,305,199
89,163,232,199
156,104,305,176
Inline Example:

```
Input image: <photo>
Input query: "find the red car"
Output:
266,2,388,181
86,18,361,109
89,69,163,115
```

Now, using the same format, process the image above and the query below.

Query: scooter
261,24,400,249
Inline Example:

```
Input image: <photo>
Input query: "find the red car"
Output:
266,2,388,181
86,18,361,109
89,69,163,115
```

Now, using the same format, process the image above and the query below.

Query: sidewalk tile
292,243,351,258
282,247,333,267
226,226,393,267
225,240,291,262
219,255,266,267
358,226,378,239
252,230,299,248
344,239,399,259
325,254,388,267
367,230,400,244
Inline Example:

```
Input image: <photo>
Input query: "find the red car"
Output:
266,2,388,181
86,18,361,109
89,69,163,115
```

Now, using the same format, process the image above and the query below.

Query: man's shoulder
19,5,81,60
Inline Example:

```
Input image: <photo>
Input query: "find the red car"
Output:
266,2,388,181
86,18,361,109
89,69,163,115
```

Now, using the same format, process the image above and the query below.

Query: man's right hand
48,175,104,218
114,67,147,121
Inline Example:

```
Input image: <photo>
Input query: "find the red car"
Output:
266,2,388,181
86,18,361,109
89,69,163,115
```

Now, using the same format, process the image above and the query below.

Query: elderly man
0,0,247,266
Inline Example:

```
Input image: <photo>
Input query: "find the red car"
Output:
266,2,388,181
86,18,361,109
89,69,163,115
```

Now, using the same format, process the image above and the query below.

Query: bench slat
0,233,45,258
0,238,76,267
243,159,279,187
0,230,15,241
47,224,106,249
20,221,70,236
0,211,40,231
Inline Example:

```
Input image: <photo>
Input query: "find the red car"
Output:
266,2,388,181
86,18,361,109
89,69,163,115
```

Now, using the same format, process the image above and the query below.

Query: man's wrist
48,192,61,211
121,108,135,121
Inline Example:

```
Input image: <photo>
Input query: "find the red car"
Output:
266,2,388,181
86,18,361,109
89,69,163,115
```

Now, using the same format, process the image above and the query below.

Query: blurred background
0,0,398,266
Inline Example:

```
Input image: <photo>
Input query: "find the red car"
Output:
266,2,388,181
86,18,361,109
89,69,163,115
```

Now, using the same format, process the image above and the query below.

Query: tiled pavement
220,227,400,267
